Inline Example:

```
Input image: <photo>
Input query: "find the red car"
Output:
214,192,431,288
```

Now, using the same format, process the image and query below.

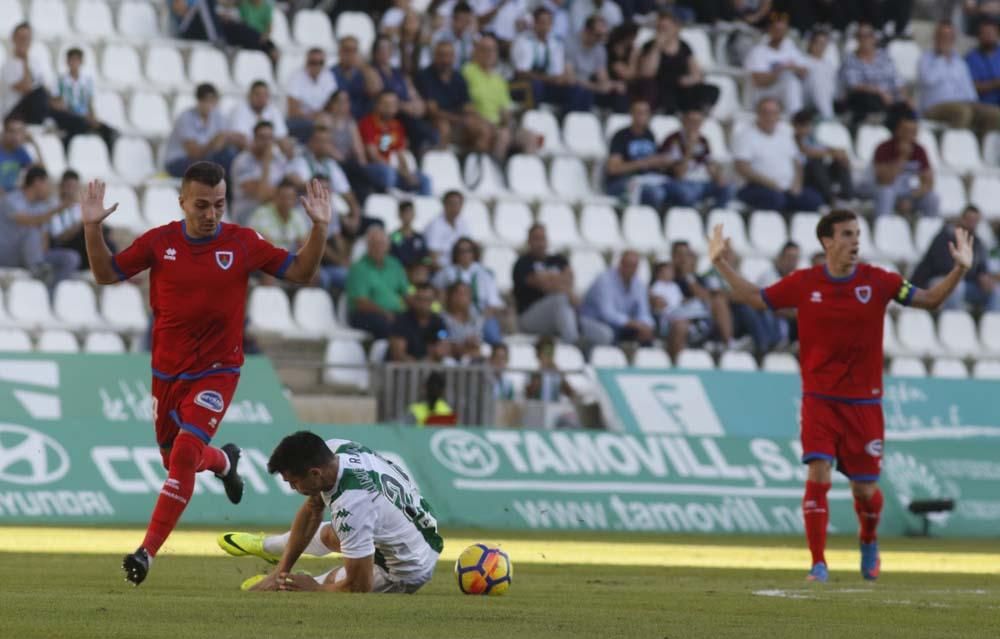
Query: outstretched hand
949,226,974,271
277,571,319,592
707,224,731,264
300,178,332,226
80,180,119,225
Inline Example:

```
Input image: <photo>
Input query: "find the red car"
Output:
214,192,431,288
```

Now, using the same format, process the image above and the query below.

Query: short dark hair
253,120,274,135
61,169,80,183
250,80,269,92
671,240,690,253
780,240,800,254
443,189,464,203
535,335,556,354
886,103,917,132
3,114,25,129
195,83,218,100
816,209,857,243
413,281,435,295
276,177,297,191
792,107,818,126
267,431,335,476
533,6,553,19
962,204,982,217
424,371,447,403
584,14,602,31
450,236,479,263
66,47,83,60
454,1,472,15
23,165,48,188
399,199,414,213
528,222,546,237
11,22,29,37
182,161,225,188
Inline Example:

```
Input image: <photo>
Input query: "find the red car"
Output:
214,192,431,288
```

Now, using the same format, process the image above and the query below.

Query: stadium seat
421,150,465,195
815,121,856,163
664,207,706,253
706,74,739,122
590,344,628,367
983,131,1000,167
706,208,751,257
973,360,1000,379
979,312,1000,356
100,44,143,89
977,218,996,251
32,133,66,178
748,210,788,257
521,109,565,156
100,283,147,332
277,50,306,86
681,27,715,69
233,50,275,90
883,314,903,357
292,287,338,338
937,310,980,358
83,331,126,354
633,347,672,369
335,12,376,53
789,212,822,257
53,280,103,330
248,286,297,336
855,216,877,260
740,256,772,283
538,203,582,249
506,154,553,201
323,339,370,390
294,9,336,50
970,176,1000,220
172,93,197,122
563,112,607,159
412,196,442,230
30,0,71,40
188,47,235,92
887,39,921,84
363,193,400,229
569,249,607,296
460,198,497,245
931,358,968,379
481,246,516,294
550,156,612,205
0,0,25,38
0,328,32,352
916,126,940,171
145,45,188,90
68,135,115,180
269,7,292,48
941,129,983,174
37,329,79,353
142,186,183,228
676,349,715,370
650,115,680,143
507,343,539,372
896,308,943,357
762,352,799,373
701,117,730,161
103,184,147,234
464,154,511,200
580,204,626,250
554,343,586,371
117,2,160,42
93,90,129,133
914,217,944,255
27,41,55,82
492,200,534,247
889,356,926,377
367,338,389,364
56,42,98,77
604,112,631,141
855,124,891,166
112,137,156,187
719,350,757,371
622,205,664,253
874,215,917,265
73,0,117,40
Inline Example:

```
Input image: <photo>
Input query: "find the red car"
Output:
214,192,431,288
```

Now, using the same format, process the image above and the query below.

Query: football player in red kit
81,162,332,585
707,209,972,582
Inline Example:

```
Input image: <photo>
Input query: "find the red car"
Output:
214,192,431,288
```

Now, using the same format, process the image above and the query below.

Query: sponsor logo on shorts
865,439,884,457
194,390,225,413
855,285,872,304
810,291,822,303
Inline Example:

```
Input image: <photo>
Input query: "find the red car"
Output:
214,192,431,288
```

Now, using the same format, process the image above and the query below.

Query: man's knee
850,480,878,500
806,459,832,483
169,432,207,473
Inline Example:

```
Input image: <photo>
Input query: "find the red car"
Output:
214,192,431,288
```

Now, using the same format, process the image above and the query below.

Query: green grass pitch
1,527,998,639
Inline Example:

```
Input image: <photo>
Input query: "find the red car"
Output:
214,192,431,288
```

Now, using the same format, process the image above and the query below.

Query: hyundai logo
429,430,499,478
0,423,70,485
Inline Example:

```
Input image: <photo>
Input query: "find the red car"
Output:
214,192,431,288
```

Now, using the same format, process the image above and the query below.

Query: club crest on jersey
194,390,225,413
215,251,234,270
855,285,872,304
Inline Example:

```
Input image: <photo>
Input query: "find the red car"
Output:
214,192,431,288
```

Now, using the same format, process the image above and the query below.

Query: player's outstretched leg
218,522,337,563
853,483,883,581
803,470,831,582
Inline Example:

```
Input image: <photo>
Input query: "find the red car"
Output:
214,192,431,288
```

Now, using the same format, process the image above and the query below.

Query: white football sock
263,523,334,557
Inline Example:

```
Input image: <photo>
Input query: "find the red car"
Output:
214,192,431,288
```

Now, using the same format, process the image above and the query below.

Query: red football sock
803,481,831,566
197,445,228,475
142,433,204,557
854,488,883,544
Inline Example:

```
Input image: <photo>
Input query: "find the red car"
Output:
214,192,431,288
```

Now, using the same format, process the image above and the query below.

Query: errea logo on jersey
164,248,177,261
810,291,822,303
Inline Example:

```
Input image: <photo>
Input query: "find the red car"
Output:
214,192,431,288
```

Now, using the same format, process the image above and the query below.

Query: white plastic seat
748,210,788,257
68,135,115,180
247,286,296,336
363,193,400,229
633,347,671,368
719,350,757,371
563,112,607,159
294,9,336,50
970,176,1000,220
323,339,369,390
883,314,902,357
270,7,292,48
676,348,715,370
931,358,967,379
580,204,626,250
129,92,172,137
277,50,307,86
464,154,511,200
740,256,772,283
889,356,926,377
887,39,921,84
100,44,143,89
815,120,855,162
30,0,71,40
917,126,940,171
421,151,465,195
622,205,664,252
84,331,126,353
506,154,553,201
937,309,980,358
188,47,235,91
233,50,275,90
460,198,496,245
492,200,534,247
590,344,628,367
142,185,183,228
914,217,944,255
603,112,631,141
855,216,877,260
367,338,388,364
0,0,25,38
650,115,680,143
973,360,1000,379
112,137,156,186
681,27,714,69
521,109,565,155
117,2,160,42
762,352,799,373
538,203,582,249
100,283,147,332
984,131,1000,167
569,249,608,296
144,46,188,90
664,207,706,253
335,12,376,53
412,196,442,230
554,343,586,370
507,343,539,371
896,308,943,357
481,246,517,293
855,124,891,166
53,280,103,329
93,90,129,133
33,133,66,177
37,329,79,353
0,328,32,352
705,208,751,257
789,212,822,257
707,74,739,122
292,287,338,338
981,312,1000,356
103,184,147,234
550,156,610,205
874,215,917,264
941,129,983,174
701,117,729,161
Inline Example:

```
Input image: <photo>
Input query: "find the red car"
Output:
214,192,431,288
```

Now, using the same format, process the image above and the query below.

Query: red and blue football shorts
800,394,884,480
151,372,240,467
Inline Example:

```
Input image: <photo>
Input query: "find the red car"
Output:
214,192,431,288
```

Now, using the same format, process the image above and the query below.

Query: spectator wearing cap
164,83,241,177
581,250,655,345
791,107,853,205
911,205,998,310
871,106,939,217
388,282,450,362
347,226,411,339
512,6,594,113
285,48,339,143
634,11,719,115
966,20,1000,108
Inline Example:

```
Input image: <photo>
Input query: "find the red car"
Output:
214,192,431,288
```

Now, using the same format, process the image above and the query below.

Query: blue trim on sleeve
759,288,775,311
801,452,835,464
110,256,127,282
170,410,212,444
804,392,882,405
274,253,294,279
152,366,241,381
848,474,881,482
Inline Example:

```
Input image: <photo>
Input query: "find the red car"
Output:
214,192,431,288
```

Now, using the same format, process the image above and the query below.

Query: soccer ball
454,543,512,595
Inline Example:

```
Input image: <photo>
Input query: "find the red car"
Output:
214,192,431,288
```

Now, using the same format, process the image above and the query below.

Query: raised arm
282,179,333,283
81,180,120,285
707,224,768,310
911,227,973,309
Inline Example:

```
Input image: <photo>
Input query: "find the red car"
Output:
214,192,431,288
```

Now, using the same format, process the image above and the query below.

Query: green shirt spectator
239,0,273,35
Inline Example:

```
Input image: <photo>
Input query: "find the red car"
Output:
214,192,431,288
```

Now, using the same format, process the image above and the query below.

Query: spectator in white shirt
230,121,289,224
425,190,473,268
475,0,533,48
733,97,823,212
511,6,593,113
570,0,623,33
285,48,338,144
918,20,1000,138
228,80,294,157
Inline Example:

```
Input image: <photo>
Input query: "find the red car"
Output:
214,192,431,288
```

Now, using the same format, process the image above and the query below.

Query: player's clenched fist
80,179,119,225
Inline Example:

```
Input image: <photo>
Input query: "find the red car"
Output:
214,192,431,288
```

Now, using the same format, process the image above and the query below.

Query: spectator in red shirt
358,91,431,195
872,106,939,217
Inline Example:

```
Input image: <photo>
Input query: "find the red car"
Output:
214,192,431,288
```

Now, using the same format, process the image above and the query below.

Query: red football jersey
112,221,292,377
762,264,915,400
